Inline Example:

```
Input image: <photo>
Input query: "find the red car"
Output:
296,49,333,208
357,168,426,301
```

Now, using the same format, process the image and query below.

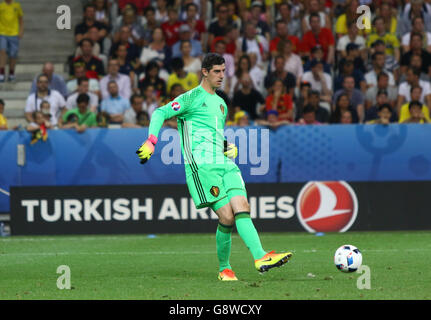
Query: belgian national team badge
210,186,220,197
220,104,225,115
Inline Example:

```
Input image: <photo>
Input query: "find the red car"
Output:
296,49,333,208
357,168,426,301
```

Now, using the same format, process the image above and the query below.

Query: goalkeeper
136,53,292,281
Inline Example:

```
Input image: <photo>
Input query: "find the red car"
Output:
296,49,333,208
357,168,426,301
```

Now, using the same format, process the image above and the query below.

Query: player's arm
136,95,189,164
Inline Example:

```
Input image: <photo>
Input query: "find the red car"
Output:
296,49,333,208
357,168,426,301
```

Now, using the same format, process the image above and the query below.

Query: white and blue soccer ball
334,245,362,272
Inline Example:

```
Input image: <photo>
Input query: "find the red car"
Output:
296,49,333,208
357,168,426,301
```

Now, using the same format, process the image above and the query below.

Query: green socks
216,223,233,272
235,212,267,260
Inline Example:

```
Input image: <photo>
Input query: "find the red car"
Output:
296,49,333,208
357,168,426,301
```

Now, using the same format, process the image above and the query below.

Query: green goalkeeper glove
136,134,158,164
224,140,238,159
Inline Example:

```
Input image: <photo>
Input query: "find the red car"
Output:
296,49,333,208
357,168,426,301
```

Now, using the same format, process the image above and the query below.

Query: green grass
0,231,430,300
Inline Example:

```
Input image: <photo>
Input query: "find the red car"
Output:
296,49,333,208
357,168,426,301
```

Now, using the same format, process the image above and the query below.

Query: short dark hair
77,76,89,86
378,103,392,113
409,100,422,110
377,71,389,81
0,99,5,106
77,93,90,104
309,12,320,24
144,6,155,15
130,93,143,105
303,104,316,114
410,85,422,93
79,38,94,48
171,57,184,71
201,53,225,72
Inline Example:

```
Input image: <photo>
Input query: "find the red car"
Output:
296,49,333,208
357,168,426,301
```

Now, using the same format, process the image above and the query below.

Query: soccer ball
334,244,362,272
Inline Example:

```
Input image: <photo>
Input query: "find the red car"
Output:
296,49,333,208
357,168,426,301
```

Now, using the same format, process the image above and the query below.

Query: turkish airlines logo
296,181,358,233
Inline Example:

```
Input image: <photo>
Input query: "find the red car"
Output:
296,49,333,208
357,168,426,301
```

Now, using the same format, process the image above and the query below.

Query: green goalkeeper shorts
186,162,247,212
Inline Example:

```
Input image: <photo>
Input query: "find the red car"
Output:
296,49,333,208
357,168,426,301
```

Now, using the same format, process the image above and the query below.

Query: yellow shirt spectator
335,14,371,37
398,102,431,123
0,113,7,129
366,33,400,56
0,0,24,36
167,72,199,94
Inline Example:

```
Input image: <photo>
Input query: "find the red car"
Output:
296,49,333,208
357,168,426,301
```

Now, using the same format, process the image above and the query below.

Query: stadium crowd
1,0,431,136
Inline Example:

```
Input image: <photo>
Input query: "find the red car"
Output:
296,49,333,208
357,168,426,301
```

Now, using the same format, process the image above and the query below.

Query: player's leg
212,198,237,281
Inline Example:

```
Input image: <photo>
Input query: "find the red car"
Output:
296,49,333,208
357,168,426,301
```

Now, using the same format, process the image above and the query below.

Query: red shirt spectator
301,13,335,63
161,7,182,47
265,79,293,121
270,36,300,55
183,3,206,41
118,0,149,15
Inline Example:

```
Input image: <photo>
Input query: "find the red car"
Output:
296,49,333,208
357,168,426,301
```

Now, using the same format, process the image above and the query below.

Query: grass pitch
0,231,430,300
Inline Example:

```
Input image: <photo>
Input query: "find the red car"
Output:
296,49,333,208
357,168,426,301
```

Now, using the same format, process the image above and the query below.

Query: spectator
182,3,206,42
209,24,238,57
399,53,430,83
333,75,365,122
233,110,251,127
297,104,321,125
398,86,431,123
212,39,235,94
377,1,397,34
75,4,109,52
400,32,431,76
93,0,111,27
141,84,159,118
248,1,271,42
70,39,105,79
229,54,252,97
365,52,396,88
336,22,367,60
39,100,52,123
139,26,172,71
334,59,366,93
401,16,431,53
366,104,394,124
154,0,169,24
25,74,66,127
296,90,330,124
340,110,354,124
232,72,265,120
397,0,431,38
396,67,431,114
365,89,398,123
122,94,149,128
100,80,131,124
0,99,7,130
30,62,68,98
141,6,159,47
264,55,296,97
255,110,291,130
27,111,50,144
365,72,398,110
400,101,430,123
370,39,400,75
179,40,201,78
74,25,102,59
171,24,203,58
330,93,359,124
275,39,303,86
301,59,333,103
269,19,301,57
60,93,98,132
166,57,198,93
265,79,294,122
247,52,265,95
335,0,370,39
66,77,99,113
276,2,301,37
112,5,145,47
109,25,141,63
114,43,139,89
161,6,182,47
337,43,366,75
294,81,312,115
207,3,239,50
100,58,132,100
237,21,269,68
67,62,101,96
138,61,167,100
0,0,23,82
301,13,335,65
303,45,332,74
366,16,400,63
301,0,331,34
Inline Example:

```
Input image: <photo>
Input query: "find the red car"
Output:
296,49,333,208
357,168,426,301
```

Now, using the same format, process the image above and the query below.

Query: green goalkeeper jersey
149,85,231,170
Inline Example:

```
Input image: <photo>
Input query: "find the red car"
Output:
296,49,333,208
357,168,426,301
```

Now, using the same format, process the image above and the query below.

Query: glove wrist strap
148,134,158,145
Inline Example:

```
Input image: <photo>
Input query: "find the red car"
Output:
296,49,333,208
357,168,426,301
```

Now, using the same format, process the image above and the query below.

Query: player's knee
220,211,235,226
231,196,250,213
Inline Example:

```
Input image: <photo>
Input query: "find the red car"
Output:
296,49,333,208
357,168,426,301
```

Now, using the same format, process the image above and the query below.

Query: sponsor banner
10,181,431,235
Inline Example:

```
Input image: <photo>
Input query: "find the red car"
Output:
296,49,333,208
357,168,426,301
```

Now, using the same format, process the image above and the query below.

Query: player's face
205,64,226,88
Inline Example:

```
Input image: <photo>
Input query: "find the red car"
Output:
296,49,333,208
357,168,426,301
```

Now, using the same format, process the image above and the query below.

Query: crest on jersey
220,104,225,115
171,101,181,111
210,186,220,197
